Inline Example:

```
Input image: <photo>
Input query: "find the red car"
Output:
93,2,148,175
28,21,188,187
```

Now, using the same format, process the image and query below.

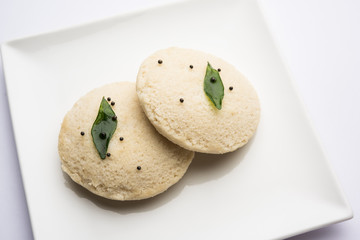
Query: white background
0,0,359,239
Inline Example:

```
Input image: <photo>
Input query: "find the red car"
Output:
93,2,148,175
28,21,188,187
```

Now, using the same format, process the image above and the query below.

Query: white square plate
1,0,352,239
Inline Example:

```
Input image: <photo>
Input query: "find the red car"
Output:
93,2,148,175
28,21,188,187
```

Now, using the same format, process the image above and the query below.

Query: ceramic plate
1,0,352,239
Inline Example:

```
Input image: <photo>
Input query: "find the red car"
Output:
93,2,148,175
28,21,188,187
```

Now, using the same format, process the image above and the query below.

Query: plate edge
0,42,35,238
257,0,354,237
278,207,353,239
1,0,354,239
1,0,191,46
257,0,353,213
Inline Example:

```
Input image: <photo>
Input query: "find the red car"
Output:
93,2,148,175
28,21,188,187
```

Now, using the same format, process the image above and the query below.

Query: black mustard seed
180,98,184,103
99,132,107,139
107,97,111,101
80,131,85,136
119,137,124,141
229,86,233,91
111,101,115,106
210,77,216,83
158,59,163,64
137,166,141,170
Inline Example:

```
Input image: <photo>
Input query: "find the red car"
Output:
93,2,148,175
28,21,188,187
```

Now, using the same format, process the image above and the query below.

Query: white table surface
0,0,359,239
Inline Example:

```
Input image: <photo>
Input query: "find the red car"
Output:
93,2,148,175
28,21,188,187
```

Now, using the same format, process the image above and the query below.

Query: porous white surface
137,47,260,154
58,82,194,200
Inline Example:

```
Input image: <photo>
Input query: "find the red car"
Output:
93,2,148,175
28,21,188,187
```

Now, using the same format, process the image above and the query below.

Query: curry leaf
91,97,117,159
204,62,224,110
